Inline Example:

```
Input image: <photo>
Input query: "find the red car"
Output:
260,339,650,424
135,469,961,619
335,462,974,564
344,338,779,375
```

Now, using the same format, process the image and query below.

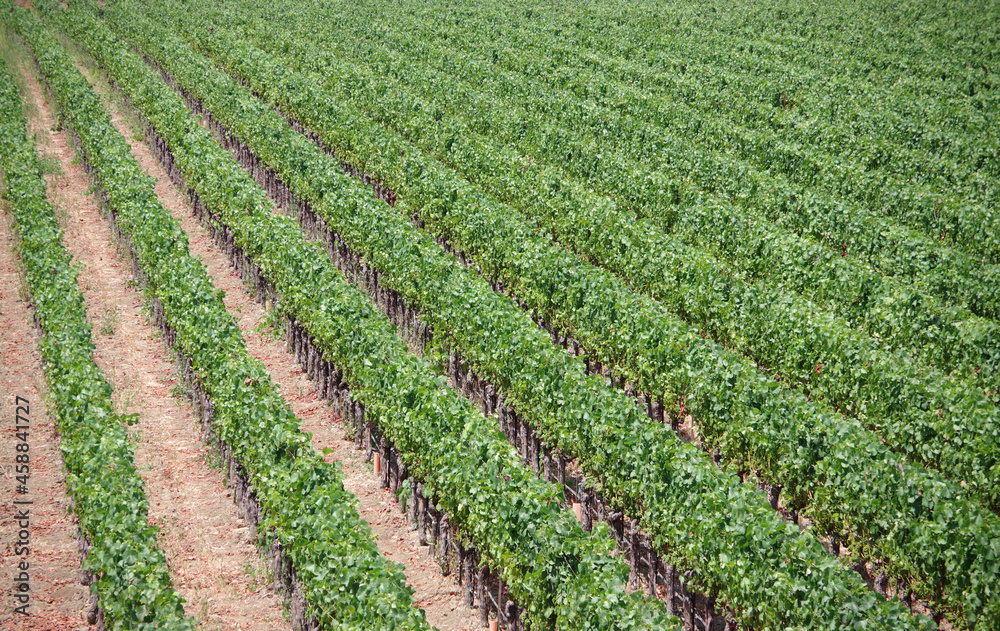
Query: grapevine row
462,0,1000,192
77,6,885,629
167,0,1000,402
381,0,999,257
109,3,1000,627
160,3,1000,504
43,4,683,629
390,21,1000,320
230,0,1000,319
0,48,193,630
2,6,440,629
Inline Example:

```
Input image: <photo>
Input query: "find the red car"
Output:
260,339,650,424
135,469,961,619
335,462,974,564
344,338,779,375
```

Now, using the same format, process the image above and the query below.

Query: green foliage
3,4,432,629
99,0,1000,627
0,47,194,631
40,3,679,629
98,305,120,336
36,153,62,175
36,0,1000,627
244,0,1000,304
84,1,1000,629
196,8,1000,511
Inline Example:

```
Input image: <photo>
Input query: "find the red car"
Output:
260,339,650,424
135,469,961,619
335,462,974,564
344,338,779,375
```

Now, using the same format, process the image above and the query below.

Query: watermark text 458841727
12,395,32,616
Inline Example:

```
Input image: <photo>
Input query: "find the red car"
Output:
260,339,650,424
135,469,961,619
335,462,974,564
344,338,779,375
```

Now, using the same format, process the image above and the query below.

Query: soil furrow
16,54,289,631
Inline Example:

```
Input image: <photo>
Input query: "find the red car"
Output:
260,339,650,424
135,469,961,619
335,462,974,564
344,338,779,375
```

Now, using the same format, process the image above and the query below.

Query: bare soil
16,56,289,631
75,50,484,631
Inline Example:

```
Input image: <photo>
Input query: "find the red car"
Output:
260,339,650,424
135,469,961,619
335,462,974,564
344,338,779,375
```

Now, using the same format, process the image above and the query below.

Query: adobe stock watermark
12,395,32,617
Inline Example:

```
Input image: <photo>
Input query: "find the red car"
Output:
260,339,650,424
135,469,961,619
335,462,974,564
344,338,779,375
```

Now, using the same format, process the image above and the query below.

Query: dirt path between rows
0,124,88,631
69,45,484,631
16,54,290,631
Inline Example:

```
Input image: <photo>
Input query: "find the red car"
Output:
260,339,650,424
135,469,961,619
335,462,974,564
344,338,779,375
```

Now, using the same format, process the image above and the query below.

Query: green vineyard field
0,0,996,629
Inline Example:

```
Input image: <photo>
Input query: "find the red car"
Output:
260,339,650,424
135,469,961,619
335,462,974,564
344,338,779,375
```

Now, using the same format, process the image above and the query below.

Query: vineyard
0,0,996,629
